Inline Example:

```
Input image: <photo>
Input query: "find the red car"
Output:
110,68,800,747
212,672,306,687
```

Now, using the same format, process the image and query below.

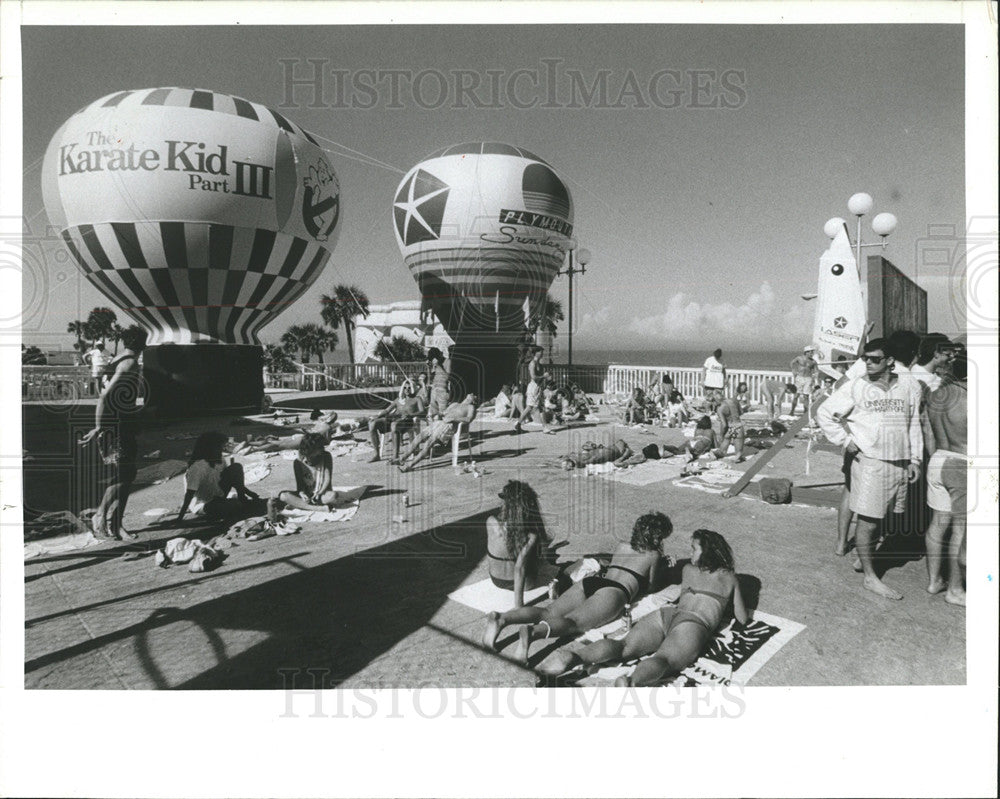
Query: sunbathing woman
233,409,340,455
573,528,749,686
559,438,634,470
487,481,554,604
275,432,368,511
177,432,260,522
482,511,673,663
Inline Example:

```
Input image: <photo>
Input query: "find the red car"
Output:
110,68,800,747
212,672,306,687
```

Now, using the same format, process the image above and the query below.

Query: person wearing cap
789,346,818,416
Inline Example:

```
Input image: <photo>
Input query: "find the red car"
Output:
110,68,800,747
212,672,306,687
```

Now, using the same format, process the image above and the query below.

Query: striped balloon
42,87,340,345
392,143,573,336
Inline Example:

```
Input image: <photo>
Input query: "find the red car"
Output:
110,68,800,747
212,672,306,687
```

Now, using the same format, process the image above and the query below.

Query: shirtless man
709,389,745,462
789,345,818,415
923,353,968,606
397,394,479,471
368,381,425,462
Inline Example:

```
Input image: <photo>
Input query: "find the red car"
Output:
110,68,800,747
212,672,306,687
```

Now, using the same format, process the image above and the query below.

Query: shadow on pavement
26,508,494,689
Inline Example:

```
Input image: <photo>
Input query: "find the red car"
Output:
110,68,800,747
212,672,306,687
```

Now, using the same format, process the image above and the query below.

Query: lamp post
825,194,897,308
558,242,591,367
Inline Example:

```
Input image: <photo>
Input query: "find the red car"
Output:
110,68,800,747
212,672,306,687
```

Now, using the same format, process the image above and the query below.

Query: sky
19,23,966,356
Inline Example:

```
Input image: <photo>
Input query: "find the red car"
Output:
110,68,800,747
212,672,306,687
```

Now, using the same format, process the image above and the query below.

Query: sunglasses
862,354,887,363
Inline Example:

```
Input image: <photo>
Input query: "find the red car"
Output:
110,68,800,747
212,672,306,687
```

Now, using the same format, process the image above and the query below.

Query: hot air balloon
42,87,341,415
392,142,573,398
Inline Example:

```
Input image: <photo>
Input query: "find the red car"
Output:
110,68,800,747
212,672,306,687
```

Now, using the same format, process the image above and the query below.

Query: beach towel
584,607,805,688
673,467,762,494
448,558,603,614
241,462,271,485
276,488,364,523
604,458,687,486
24,511,102,559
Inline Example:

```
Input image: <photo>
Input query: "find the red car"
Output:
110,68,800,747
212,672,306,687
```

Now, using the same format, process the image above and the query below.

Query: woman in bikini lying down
573,528,749,686
482,512,673,663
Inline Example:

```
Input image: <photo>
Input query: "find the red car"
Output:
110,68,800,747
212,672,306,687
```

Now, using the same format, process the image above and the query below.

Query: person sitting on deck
177,432,260,523
624,386,650,425
486,480,555,601
665,389,690,427
734,381,751,413
367,380,425,462
492,384,515,419
275,432,368,512
482,511,674,665
559,438,635,470
395,394,480,472
570,529,750,685
680,415,721,461
556,389,584,423
232,410,343,455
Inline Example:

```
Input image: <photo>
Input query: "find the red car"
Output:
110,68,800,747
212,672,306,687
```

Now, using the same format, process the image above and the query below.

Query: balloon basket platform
142,344,264,419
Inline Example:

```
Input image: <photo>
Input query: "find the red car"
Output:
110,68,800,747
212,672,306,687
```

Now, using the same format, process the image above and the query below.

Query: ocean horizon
568,348,800,371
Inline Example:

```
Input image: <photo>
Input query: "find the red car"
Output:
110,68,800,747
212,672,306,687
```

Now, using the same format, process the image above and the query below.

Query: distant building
353,301,454,363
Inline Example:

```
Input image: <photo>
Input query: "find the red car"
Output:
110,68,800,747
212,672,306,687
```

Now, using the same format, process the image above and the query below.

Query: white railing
263,361,426,392
22,366,101,401
603,365,793,404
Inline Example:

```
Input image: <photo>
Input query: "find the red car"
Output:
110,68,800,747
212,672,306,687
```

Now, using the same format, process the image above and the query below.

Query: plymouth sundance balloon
392,142,573,396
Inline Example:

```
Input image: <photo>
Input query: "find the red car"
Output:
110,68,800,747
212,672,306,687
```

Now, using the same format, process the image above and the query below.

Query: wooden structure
866,254,928,338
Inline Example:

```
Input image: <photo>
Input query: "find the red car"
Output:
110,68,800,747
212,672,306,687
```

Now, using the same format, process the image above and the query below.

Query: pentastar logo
834,316,848,329
393,169,450,246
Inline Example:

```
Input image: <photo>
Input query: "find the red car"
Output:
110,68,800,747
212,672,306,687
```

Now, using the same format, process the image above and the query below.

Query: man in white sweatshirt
816,337,924,600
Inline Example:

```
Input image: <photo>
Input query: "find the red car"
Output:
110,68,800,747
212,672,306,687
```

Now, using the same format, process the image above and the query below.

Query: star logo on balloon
834,316,848,329
393,169,450,246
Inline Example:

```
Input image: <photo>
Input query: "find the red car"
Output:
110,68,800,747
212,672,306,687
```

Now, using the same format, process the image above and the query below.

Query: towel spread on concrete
604,458,688,486
575,587,804,687
448,558,603,614
673,467,762,494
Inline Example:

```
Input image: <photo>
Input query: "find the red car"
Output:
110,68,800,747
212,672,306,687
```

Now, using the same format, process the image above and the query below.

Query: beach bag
759,478,792,504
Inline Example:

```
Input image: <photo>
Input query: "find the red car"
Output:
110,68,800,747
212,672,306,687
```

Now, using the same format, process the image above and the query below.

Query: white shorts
849,454,908,520
926,449,969,514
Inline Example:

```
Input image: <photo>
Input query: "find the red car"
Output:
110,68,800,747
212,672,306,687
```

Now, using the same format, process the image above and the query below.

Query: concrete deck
23,405,965,689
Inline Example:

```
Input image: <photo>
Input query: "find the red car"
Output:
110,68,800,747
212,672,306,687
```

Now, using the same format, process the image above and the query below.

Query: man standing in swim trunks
708,389,745,462
426,347,452,420
789,345,818,416
923,351,968,606
816,338,923,600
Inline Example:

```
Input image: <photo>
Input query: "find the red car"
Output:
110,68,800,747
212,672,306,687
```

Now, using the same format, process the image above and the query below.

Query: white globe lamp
848,192,874,216
871,212,898,237
824,217,847,238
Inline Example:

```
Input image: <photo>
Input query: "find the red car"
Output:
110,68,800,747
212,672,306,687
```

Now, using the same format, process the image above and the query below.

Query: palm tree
534,293,565,362
67,320,88,352
320,285,370,365
281,325,314,363
108,323,125,355
86,307,118,346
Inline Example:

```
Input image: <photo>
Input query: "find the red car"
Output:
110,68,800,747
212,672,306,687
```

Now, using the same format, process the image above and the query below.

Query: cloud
627,281,813,348
578,305,612,331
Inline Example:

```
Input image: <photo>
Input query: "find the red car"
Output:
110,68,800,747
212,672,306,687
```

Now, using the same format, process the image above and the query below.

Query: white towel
447,558,602,614
242,463,271,485
25,530,101,559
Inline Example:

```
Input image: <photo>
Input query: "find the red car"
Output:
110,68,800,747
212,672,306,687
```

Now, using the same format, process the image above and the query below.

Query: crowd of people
75,328,969,686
